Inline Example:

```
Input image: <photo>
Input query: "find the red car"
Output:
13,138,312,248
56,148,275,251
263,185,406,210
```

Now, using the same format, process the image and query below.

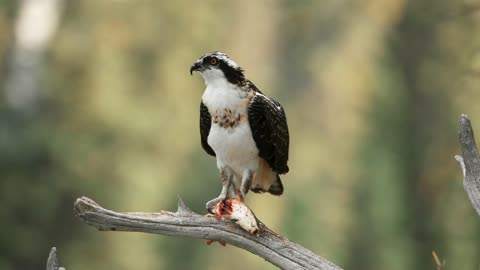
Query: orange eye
210,57,218,65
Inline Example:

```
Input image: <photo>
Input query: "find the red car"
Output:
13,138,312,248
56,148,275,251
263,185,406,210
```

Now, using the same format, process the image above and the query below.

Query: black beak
190,61,202,75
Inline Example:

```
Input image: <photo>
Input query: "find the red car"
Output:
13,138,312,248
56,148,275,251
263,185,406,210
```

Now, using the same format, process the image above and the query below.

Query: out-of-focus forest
1,1,480,269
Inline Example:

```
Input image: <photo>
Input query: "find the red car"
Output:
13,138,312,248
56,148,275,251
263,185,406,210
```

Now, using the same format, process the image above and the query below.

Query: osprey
190,52,289,213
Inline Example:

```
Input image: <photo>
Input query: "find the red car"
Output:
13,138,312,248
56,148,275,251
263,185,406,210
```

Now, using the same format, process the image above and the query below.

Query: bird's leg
227,182,238,199
206,167,232,214
239,170,254,202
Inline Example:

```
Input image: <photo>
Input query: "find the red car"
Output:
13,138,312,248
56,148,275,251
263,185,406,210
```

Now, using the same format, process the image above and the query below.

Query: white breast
202,82,259,180
208,121,259,173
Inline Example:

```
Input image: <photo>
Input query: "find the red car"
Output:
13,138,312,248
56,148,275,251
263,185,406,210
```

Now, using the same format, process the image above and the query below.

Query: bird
190,51,289,213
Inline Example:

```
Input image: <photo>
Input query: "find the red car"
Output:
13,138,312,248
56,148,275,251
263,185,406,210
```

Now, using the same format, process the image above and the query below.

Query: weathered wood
455,114,480,216
46,247,65,270
74,196,342,270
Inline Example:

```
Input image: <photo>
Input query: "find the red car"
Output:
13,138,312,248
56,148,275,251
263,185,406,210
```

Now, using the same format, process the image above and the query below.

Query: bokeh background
1,0,480,269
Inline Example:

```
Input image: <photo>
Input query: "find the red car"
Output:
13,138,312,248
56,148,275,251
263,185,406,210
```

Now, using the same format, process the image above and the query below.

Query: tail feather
268,174,284,196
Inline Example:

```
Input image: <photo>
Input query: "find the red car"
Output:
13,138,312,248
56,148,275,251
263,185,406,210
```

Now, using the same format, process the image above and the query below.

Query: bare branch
46,247,65,270
456,114,480,216
74,196,342,270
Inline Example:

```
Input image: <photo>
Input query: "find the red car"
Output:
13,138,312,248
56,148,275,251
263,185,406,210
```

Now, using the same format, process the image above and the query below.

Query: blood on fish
211,198,259,235
216,199,233,219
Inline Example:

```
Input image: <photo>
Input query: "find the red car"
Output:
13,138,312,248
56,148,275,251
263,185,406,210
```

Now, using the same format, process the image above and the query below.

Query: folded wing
248,94,289,174
200,102,216,156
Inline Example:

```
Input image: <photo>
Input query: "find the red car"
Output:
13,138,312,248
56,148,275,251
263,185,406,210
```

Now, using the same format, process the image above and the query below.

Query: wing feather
248,93,289,174
200,102,215,156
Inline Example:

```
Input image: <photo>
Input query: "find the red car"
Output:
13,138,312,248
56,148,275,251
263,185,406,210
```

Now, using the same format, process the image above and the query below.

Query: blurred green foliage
1,1,480,269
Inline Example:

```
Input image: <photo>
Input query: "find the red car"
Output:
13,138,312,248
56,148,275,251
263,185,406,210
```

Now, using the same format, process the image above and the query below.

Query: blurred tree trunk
0,2,69,270
4,0,63,112
384,1,480,269
346,1,480,270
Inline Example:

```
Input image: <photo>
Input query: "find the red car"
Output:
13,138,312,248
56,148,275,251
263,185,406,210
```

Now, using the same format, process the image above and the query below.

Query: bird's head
190,51,245,85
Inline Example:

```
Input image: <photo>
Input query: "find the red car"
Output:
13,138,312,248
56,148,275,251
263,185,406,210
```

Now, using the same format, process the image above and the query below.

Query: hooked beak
190,61,203,75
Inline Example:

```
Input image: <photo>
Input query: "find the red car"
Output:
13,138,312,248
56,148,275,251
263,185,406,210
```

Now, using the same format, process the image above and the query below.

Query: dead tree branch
74,196,342,270
455,114,480,216
46,247,65,270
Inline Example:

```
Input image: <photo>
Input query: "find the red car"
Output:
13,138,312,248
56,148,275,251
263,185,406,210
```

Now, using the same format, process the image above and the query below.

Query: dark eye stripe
202,56,211,64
